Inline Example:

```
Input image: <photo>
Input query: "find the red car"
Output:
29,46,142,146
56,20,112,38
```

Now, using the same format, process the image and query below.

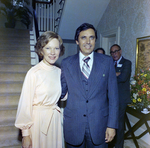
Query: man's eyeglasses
110,49,121,55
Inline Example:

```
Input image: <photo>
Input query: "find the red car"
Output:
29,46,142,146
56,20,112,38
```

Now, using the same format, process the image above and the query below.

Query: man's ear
76,40,79,45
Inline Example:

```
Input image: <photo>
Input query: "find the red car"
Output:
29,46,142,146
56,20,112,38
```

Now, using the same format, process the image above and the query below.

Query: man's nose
86,38,90,44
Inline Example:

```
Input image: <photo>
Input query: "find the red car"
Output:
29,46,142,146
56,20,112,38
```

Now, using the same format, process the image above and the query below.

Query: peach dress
15,60,63,148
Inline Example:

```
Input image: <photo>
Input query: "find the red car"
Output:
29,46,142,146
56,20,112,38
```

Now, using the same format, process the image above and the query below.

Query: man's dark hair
95,48,105,54
74,23,97,41
110,44,121,51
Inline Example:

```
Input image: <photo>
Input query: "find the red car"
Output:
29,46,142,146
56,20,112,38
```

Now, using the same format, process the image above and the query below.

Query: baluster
43,4,46,31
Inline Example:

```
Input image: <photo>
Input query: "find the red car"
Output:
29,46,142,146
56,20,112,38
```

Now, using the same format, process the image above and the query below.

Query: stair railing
32,0,65,62
54,0,65,33
32,0,65,40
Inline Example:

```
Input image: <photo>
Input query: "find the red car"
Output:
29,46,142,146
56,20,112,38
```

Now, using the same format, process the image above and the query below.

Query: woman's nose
50,48,55,54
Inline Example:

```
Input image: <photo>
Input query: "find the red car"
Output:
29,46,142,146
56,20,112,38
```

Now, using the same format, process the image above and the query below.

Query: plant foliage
0,0,32,28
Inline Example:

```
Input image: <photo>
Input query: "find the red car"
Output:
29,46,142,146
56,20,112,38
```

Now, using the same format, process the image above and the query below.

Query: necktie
115,61,117,68
82,57,90,79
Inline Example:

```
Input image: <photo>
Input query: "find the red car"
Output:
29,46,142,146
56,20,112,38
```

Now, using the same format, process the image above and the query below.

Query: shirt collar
115,56,122,64
79,51,93,61
79,51,94,71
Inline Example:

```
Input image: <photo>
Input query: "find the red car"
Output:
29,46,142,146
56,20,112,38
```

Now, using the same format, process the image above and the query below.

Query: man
61,23,119,148
109,44,132,148
95,47,105,54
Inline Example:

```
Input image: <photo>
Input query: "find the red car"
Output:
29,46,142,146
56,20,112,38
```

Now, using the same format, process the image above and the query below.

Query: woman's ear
39,51,43,57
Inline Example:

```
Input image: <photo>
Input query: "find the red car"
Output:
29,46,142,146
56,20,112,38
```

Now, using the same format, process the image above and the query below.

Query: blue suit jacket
61,52,119,145
116,57,132,104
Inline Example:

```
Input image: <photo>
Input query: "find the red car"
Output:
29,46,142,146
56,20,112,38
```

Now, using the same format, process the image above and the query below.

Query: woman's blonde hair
35,31,65,59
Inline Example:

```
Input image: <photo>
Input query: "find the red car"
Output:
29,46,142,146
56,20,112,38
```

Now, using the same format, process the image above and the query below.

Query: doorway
100,27,120,55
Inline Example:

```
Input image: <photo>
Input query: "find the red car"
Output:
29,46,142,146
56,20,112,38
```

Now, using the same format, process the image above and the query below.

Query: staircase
0,28,31,147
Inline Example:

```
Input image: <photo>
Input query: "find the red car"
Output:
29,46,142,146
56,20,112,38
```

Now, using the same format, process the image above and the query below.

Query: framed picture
136,36,150,74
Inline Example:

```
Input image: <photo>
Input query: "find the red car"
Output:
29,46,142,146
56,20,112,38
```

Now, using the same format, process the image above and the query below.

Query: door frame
100,27,120,55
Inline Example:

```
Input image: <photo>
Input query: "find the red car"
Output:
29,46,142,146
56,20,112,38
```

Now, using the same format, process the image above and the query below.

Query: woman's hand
22,136,32,148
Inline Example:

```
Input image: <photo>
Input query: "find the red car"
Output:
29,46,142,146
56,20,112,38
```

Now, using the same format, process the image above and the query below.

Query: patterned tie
82,57,90,79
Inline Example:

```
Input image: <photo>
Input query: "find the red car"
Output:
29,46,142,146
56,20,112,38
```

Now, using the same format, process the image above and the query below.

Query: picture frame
136,36,150,74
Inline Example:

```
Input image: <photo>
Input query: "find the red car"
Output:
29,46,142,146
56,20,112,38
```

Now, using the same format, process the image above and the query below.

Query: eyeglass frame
110,49,121,55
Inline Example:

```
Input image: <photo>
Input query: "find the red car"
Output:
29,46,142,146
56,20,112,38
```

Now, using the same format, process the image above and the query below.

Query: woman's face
41,38,60,66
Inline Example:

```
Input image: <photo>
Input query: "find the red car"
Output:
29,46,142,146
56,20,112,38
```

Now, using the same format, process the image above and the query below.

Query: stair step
0,114,21,147
0,49,30,57
0,93,20,108
0,136,21,148
0,28,30,148
4,145,22,148
0,72,26,82
0,125,18,136
0,64,31,72
0,56,31,64
0,108,17,125
0,40,30,46
0,34,30,40
0,127,22,147
0,43,30,49
0,28,29,38
0,82,23,94
0,36,30,42
0,46,31,50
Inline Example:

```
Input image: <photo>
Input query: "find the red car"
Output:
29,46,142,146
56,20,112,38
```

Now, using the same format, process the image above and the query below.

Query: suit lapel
88,53,106,98
66,53,86,98
119,57,125,64
116,56,124,72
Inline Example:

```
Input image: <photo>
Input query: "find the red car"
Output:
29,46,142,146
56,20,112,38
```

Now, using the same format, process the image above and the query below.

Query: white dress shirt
114,56,122,67
79,51,94,72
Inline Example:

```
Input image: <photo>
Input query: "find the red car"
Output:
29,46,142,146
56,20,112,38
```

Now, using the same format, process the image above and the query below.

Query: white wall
55,40,77,67
96,0,150,76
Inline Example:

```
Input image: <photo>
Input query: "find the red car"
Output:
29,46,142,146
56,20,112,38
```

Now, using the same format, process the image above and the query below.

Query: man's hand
105,127,116,143
116,72,121,76
22,136,32,148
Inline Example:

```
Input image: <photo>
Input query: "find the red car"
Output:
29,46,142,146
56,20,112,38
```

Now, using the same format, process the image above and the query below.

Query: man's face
110,46,122,61
76,28,96,56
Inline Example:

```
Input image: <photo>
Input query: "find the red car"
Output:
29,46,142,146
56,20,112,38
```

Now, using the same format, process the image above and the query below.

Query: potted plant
0,0,32,29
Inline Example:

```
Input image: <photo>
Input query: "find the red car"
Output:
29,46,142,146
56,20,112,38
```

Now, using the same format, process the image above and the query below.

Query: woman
15,31,65,148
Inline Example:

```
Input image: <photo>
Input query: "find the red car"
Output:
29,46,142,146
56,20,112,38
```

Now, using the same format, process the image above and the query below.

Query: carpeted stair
0,28,31,147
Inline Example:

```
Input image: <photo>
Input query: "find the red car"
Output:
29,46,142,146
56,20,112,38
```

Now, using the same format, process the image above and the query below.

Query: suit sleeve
117,60,131,83
60,60,68,99
107,57,119,129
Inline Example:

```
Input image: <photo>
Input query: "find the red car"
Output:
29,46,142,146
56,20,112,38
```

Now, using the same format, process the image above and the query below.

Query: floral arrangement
130,68,150,110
